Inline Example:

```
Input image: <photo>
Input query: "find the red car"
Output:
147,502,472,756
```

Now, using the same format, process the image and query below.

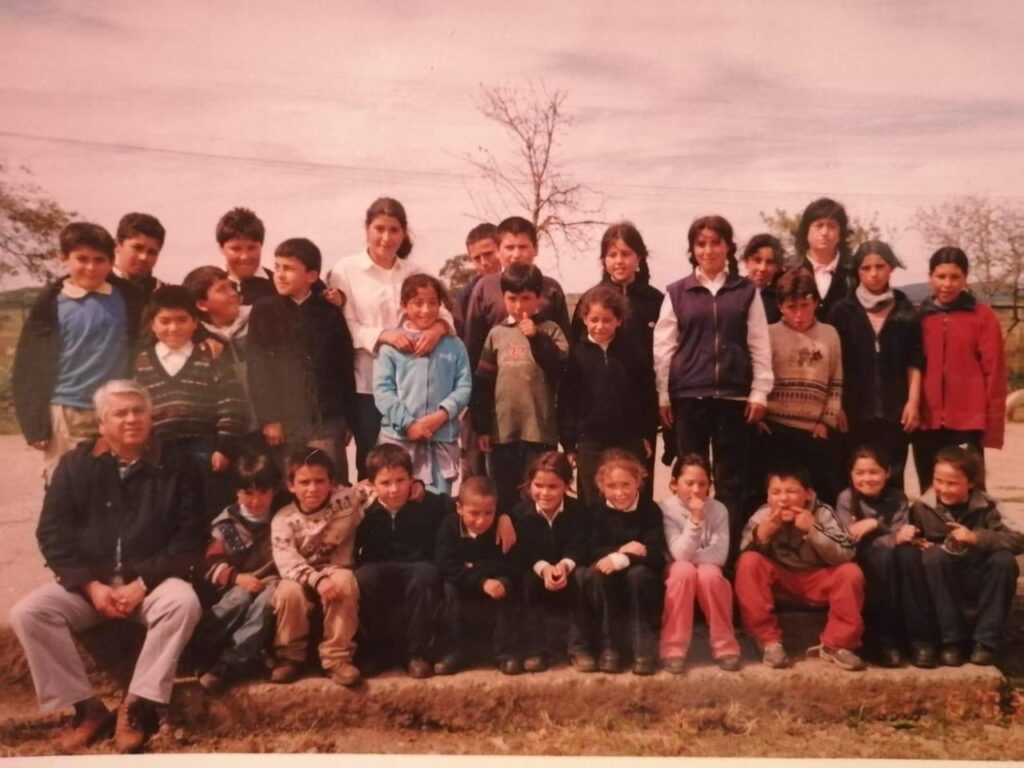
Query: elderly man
10,379,205,753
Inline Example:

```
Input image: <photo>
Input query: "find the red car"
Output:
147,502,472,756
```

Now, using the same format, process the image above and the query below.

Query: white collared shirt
155,341,193,377
62,281,113,299
810,253,839,301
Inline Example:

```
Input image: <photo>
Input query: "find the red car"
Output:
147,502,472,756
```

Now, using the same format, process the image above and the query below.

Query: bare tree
0,164,74,284
914,196,1024,337
464,83,604,267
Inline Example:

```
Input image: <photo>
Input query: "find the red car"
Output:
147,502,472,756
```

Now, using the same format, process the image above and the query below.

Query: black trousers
912,428,985,494
576,563,662,660
858,544,936,649
845,417,911,491
355,561,441,661
759,421,841,507
521,570,587,658
438,580,519,661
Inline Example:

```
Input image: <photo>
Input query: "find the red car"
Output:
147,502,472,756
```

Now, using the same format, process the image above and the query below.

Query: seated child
575,450,665,676
471,262,569,514
198,452,282,692
834,447,929,668
512,451,590,673
113,212,166,301
355,444,449,678
216,207,275,305
270,449,367,687
910,445,1023,666
659,454,740,673
736,465,865,671
434,476,522,675
373,274,472,494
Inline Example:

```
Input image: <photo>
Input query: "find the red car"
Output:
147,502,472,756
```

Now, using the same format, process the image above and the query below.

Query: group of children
11,195,1022,688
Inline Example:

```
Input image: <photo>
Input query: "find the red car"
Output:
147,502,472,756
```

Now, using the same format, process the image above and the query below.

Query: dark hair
600,221,651,283
852,240,903,275
365,197,412,259
523,451,573,490
365,443,414,480
848,445,891,474
182,265,229,306
595,448,648,490
116,212,166,247
459,475,497,503
741,233,785,268
500,262,544,295
670,453,711,481
576,284,628,324
496,216,538,247
775,267,820,304
687,215,739,276
934,445,983,487
148,284,199,320
928,246,970,276
275,238,321,273
216,207,265,246
795,198,851,262
60,222,115,260
232,451,282,492
400,273,450,311
466,222,498,249
286,447,335,483
766,464,811,490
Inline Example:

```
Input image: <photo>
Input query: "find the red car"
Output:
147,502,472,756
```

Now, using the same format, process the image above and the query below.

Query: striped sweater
765,321,843,432
133,344,248,453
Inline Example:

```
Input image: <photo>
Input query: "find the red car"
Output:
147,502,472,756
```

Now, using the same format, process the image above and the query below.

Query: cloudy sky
2,0,1022,291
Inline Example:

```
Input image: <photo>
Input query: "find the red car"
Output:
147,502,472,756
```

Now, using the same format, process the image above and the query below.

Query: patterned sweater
205,503,275,588
134,343,248,453
766,321,843,432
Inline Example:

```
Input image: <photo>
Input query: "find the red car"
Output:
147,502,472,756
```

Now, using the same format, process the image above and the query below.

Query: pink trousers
659,561,740,660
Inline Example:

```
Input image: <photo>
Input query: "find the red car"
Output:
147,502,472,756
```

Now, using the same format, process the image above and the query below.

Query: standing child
113,212,166,302
559,285,657,507
741,233,784,324
915,247,1006,492
909,446,1022,666
270,449,367,687
659,454,741,673
373,274,472,494
198,452,282,692
576,450,665,675
761,267,844,506
471,263,569,514
512,452,591,673
216,207,275,305
792,197,855,321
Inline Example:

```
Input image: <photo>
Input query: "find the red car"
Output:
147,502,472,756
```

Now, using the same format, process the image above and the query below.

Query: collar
290,292,312,306
536,502,565,524
919,487,991,514
360,250,402,273
203,304,251,337
91,435,162,467
62,280,113,299
236,503,272,526
586,334,611,351
695,268,727,291
155,340,194,360
606,496,639,513
810,254,839,275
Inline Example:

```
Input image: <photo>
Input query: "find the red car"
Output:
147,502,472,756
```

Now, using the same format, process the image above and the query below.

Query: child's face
288,465,333,512
582,302,621,345
273,256,317,300
850,457,889,498
806,218,840,259
498,233,537,267
744,246,778,290
692,228,728,278
929,263,967,305
371,465,413,511
152,307,198,350
467,237,501,277
603,238,639,285
115,235,162,279
198,277,241,326
858,253,893,295
457,492,497,535
599,467,641,511
63,247,113,292
403,286,441,331
529,470,567,514
366,214,405,264
222,238,263,280
503,290,540,321
671,465,710,503
932,462,971,506
237,486,275,517
766,476,812,515
779,296,818,332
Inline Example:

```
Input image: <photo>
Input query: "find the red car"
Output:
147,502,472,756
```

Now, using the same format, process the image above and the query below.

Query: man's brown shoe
114,699,157,754
57,703,114,754
327,662,362,688
270,660,301,684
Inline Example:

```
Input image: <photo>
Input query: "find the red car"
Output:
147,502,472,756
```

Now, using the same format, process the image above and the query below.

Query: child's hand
779,505,797,523
405,421,430,441
848,518,879,541
756,420,773,435
543,564,568,591
643,439,653,458
835,409,849,434
685,496,706,523
793,508,815,534
744,401,766,424
408,410,448,440
946,522,978,547
323,287,346,309
379,329,415,353
914,537,934,550
757,507,784,542
202,338,225,360
482,578,506,600
659,405,674,428
595,556,618,575
262,422,285,446
618,540,647,558
409,479,426,502
566,452,578,469
517,316,537,338
900,401,920,432
496,514,517,553
210,451,230,473
413,323,445,357
235,573,265,594
478,435,492,453
317,577,343,603
895,524,918,545
811,423,829,440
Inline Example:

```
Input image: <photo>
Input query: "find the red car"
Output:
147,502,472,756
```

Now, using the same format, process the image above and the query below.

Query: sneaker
969,644,996,666
910,644,939,669
571,653,598,673
819,646,866,672
662,656,687,675
433,654,461,676
198,663,229,694
327,662,362,687
270,660,301,684
598,649,622,674
762,642,788,669
940,644,965,667
57,702,114,754
715,654,742,672
114,699,157,754
524,655,549,673
407,658,433,679
632,656,657,676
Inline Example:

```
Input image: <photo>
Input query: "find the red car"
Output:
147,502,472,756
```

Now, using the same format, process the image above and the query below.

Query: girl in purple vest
653,215,773,563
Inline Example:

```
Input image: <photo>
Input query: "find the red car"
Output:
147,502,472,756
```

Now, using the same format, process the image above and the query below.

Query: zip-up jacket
356,492,452,564
434,515,518,593
511,497,591,574
834,486,910,550
741,495,856,569
910,488,1024,553
589,498,666,571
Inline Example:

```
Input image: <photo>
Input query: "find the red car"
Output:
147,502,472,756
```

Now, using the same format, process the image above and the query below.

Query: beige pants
44,405,97,486
272,571,359,669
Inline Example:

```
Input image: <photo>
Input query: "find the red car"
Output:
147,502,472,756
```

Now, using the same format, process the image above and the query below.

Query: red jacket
919,293,1006,448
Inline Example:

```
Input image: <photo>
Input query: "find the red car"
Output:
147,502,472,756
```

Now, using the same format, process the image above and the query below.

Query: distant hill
0,287,43,310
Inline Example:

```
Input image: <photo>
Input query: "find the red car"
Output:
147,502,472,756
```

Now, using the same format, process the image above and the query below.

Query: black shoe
407,658,433,679
911,644,939,669
876,647,904,668
524,655,549,673
632,656,657,676
433,654,461,676
940,644,965,667
598,650,622,674
571,653,597,673
499,656,524,676
969,644,996,666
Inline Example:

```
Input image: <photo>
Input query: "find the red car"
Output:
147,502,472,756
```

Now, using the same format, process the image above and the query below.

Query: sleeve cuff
609,552,630,570
533,560,551,577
